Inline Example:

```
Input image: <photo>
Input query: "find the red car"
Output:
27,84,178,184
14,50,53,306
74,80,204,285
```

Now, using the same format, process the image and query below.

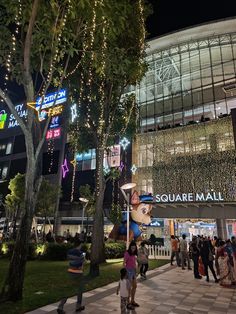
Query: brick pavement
26,263,236,314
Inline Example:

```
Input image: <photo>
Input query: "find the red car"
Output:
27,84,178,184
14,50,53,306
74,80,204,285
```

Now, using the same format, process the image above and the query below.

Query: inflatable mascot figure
109,191,153,241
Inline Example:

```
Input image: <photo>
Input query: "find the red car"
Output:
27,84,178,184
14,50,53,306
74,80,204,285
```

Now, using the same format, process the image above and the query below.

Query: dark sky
147,0,236,38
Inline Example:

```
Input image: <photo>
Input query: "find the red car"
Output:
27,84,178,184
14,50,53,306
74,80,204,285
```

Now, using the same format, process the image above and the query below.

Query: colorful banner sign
0,110,7,129
36,89,67,110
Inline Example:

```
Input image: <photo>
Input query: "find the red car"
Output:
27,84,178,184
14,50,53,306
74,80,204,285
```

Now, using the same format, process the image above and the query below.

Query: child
117,268,134,313
137,241,149,279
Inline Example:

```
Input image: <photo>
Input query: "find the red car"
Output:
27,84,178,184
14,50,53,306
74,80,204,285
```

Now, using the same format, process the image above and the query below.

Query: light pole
79,197,89,232
120,183,136,249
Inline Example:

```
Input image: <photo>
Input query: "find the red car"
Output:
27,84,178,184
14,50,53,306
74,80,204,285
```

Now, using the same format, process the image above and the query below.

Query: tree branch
23,0,40,78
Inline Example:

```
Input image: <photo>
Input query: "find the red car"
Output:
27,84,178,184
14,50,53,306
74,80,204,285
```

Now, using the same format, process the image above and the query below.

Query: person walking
189,236,202,279
117,268,131,313
123,241,139,309
57,240,88,313
137,241,149,279
179,234,191,270
170,235,180,266
200,238,219,283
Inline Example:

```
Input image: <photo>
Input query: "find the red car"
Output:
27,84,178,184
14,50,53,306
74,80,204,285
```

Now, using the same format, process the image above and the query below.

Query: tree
4,174,59,241
70,0,148,276
35,178,60,240
0,0,101,301
4,173,25,240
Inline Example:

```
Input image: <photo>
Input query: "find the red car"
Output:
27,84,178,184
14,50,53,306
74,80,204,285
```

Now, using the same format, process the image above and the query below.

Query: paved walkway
27,263,236,314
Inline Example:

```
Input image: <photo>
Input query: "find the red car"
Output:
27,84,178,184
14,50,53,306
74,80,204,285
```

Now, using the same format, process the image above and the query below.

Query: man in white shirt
179,234,191,270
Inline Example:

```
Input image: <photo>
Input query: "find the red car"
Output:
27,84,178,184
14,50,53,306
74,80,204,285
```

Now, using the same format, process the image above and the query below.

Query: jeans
58,273,90,310
180,251,191,269
171,251,180,266
140,263,148,275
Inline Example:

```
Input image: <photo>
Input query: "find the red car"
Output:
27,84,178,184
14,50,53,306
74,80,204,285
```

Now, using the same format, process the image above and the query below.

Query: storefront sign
46,127,61,140
36,89,67,110
155,192,224,203
8,104,27,128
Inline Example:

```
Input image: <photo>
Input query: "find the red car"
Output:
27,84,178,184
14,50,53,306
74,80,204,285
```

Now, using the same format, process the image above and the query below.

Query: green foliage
0,241,126,260
4,173,25,216
42,243,74,261
0,242,37,260
4,174,59,219
35,178,60,218
104,242,126,259
69,0,149,151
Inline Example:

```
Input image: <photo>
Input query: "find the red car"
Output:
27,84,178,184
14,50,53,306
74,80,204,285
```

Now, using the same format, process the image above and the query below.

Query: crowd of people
171,234,236,287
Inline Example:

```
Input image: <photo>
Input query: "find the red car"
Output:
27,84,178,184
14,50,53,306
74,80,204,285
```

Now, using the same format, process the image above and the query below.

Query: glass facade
131,26,236,201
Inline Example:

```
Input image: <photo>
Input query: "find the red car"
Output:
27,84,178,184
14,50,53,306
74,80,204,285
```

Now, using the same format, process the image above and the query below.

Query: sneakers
57,310,65,314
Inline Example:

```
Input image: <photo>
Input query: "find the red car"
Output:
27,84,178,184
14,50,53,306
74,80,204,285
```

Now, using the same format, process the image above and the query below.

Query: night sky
147,0,236,38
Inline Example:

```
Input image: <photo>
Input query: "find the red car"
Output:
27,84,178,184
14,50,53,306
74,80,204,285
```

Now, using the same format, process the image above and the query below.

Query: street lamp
79,197,89,232
120,182,136,249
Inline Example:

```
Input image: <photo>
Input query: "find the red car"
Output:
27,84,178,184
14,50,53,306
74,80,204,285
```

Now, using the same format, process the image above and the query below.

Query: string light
70,156,77,202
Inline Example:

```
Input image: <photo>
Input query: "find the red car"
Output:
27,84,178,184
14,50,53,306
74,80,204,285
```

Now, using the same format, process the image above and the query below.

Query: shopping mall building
129,18,236,240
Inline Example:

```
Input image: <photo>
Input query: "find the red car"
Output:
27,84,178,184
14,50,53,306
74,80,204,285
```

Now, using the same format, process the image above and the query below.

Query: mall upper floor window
0,162,9,181
136,33,236,133
0,138,13,157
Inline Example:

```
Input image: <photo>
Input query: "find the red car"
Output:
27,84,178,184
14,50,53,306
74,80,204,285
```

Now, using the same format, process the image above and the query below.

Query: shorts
126,268,136,281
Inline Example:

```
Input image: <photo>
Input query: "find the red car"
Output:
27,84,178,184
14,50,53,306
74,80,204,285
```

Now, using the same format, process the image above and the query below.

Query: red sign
46,127,61,140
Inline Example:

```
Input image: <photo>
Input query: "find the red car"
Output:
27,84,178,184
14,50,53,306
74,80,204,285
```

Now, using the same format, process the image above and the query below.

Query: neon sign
8,104,27,128
61,158,69,178
0,110,7,129
36,89,67,110
46,128,61,140
119,137,130,150
71,104,77,122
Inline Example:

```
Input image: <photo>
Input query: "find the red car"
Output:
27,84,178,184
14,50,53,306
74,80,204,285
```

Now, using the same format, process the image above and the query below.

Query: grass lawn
0,259,168,314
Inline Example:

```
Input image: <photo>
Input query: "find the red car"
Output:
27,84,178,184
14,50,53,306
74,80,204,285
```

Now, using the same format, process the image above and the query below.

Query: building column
216,218,228,240
169,219,175,236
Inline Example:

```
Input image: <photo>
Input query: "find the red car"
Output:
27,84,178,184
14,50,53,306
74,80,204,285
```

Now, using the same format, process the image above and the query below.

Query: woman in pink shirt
123,241,139,309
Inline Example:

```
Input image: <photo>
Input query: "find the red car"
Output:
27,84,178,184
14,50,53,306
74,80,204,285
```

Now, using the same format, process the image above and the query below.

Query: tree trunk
0,155,41,301
90,146,106,277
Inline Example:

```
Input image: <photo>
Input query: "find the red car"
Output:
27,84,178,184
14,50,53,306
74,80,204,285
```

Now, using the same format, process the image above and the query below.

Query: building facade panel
132,19,236,214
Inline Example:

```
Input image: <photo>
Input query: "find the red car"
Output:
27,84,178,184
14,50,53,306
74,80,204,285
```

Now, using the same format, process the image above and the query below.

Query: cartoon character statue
109,191,152,241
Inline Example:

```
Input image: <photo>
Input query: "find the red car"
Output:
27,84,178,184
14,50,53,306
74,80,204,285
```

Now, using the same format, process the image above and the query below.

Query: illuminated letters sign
8,104,27,128
0,110,7,129
36,89,67,110
46,127,61,140
155,192,224,203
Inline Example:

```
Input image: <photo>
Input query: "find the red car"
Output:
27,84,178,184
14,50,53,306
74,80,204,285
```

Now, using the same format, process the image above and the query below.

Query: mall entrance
151,202,236,241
